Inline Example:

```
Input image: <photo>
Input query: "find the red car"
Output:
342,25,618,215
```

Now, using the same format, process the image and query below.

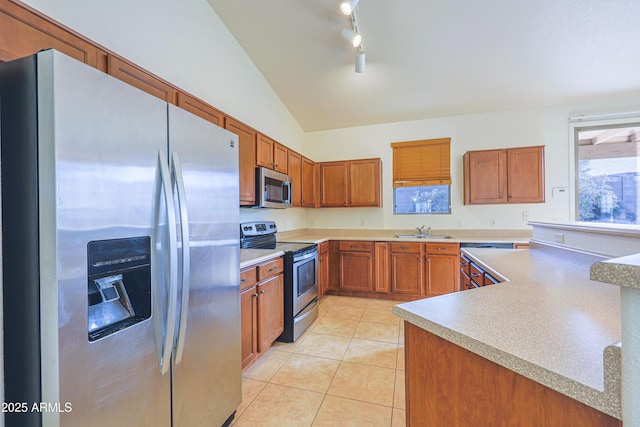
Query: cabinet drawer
257,258,284,280
460,254,471,275
339,241,373,252
425,243,459,255
390,242,421,253
240,267,257,291
469,262,484,287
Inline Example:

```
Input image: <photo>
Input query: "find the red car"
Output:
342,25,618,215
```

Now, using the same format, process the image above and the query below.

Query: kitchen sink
394,234,452,239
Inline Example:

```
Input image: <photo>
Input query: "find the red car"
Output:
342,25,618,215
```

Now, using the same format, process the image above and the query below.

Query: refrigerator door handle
154,150,179,375
171,151,191,364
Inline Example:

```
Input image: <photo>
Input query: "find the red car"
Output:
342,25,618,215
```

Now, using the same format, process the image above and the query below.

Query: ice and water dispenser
87,236,151,341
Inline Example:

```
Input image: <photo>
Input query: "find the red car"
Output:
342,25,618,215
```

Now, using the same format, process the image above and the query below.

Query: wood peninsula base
404,322,621,427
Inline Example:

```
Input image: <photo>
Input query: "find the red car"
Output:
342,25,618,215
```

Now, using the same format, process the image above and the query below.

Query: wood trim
107,54,177,103
176,91,225,126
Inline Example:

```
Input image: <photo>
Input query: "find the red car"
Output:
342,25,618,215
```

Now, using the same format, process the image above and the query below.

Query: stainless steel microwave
254,167,292,208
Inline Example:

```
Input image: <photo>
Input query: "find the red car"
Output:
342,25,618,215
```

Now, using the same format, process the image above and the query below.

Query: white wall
22,0,307,231
304,96,640,231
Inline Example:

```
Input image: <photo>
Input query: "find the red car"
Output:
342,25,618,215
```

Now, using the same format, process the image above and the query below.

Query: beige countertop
392,247,622,419
276,228,531,245
240,248,284,269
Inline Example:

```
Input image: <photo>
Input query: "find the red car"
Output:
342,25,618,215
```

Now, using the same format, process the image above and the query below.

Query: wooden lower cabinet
390,243,424,297
318,241,330,298
339,245,374,292
425,243,459,297
405,322,621,427
374,242,390,293
240,257,284,370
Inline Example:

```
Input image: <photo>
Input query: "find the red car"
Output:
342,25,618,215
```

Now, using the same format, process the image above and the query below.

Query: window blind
391,138,451,187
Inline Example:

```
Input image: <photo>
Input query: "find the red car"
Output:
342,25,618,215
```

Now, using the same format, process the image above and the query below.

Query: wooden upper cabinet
464,146,544,205
225,117,257,206
349,158,381,207
176,92,225,126
0,1,100,66
288,151,302,207
107,54,176,103
464,149,507,204
319,158,382,208
301,156,316,207
507,146,545,203
320,161,349,207
256,134,287,173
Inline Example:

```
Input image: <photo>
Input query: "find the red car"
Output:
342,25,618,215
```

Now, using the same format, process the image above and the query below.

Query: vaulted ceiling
207,0,640,132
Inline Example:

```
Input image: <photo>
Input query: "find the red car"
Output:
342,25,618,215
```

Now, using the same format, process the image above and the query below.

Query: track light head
355,50,365,73
340,0,360,15
341,28,362,48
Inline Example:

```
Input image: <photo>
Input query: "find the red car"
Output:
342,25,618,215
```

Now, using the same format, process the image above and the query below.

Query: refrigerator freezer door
168,104,241,427
38,51,171,426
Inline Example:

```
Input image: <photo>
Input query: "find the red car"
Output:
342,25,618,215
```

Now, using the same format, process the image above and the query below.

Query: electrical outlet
522,211,530,221
490,218,496,227
555,233,565,243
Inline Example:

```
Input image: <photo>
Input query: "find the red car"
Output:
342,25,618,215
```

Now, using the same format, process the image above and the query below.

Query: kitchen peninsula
392,222,639,426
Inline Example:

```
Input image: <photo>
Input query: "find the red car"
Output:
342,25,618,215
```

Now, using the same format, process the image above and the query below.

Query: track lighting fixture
340,0,360,16
355,49,365,73
339,0,366,73
341,28,362,48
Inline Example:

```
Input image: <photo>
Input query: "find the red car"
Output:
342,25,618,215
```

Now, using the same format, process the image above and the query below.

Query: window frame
568,114,640,223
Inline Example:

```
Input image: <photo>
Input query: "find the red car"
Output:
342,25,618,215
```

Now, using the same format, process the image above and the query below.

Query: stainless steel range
240,221,318,342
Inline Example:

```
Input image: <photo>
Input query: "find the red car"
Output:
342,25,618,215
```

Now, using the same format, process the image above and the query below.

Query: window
572,121,640,225
391,138,451,214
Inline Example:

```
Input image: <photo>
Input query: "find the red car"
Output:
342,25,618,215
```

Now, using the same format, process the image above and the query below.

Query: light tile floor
233,295,406,427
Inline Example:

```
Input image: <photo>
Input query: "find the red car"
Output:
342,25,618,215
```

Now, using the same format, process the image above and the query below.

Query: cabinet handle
344,201,348,206
260,290,265,294
436,247,447,251
253,293,258,298
460,262,469,267
400,246,410,250
241,278,247,283
471,272,482,277
268,266,278,272
350,245,359,249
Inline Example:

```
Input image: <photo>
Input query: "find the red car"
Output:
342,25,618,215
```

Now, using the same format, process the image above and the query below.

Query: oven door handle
293,250,318,263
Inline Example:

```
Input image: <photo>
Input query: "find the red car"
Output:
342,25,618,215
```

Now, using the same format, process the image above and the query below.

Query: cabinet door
257,274,284,352
273,142,288,173
464,150,507,204
339,251,373,291
176,92,224,126
320,161,349,207
288,151,302,207
319,248,330,298
391,251,424,296
301,157,316,207
226,118,257,206
108,54,176,103
507,146,545,203
349,159,381,207
374,242,390,293
426,255,458,296
240,286,258,369
256,133,275,169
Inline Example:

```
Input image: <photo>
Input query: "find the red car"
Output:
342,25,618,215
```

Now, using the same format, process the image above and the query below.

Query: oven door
292,250,318,315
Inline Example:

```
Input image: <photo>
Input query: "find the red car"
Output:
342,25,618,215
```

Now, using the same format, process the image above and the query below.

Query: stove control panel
240,221,277,237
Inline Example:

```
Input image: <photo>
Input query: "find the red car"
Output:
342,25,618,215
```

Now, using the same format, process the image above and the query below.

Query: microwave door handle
171,151,190,365
283,181,291,205
153,150,179,375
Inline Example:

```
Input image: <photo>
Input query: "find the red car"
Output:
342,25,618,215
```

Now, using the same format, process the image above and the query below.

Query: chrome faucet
416,225,426,236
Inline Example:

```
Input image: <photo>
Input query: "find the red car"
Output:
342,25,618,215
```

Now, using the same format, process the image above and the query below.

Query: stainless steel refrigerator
0,50,241,427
